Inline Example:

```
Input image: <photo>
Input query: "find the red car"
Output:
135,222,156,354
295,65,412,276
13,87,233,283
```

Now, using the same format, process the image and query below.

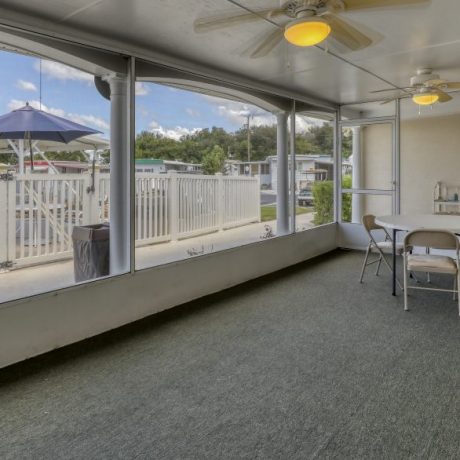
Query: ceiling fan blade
370,87,412,93
434,89,453,103
246,29,284,59
324,14,374,51
194,8,284,33
342,0,430,11
443,82,460,89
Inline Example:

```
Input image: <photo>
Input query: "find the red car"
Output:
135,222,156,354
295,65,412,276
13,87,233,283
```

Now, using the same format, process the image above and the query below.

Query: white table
375,214,460,295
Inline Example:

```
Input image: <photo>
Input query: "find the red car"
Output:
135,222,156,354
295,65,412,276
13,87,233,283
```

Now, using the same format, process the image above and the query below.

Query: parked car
297,187,313,206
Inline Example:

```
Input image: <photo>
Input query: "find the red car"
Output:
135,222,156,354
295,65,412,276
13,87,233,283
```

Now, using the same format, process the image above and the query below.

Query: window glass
294,113,335,230
0,50,117,304
134,81,282,270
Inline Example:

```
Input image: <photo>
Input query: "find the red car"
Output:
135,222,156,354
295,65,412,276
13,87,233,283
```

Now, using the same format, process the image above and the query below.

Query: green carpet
1,250,459,459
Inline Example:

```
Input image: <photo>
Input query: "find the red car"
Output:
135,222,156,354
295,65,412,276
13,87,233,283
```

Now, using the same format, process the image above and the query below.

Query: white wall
0,224,337,369
340,113,460,250
401,114,460,214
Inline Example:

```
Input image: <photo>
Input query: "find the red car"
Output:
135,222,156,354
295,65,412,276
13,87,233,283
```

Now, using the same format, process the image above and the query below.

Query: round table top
375,214,460,233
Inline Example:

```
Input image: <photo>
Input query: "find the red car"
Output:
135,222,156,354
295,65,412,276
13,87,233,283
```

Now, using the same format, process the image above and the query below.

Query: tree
135,131,184,161
202,145,225,175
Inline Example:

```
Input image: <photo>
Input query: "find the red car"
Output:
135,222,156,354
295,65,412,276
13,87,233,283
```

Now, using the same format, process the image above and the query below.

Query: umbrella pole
28,132,34,172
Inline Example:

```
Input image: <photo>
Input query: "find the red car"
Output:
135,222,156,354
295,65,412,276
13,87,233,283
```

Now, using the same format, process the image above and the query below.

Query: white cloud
202,94,327,133
16,80,37,92
135,82,149,96
68,113,110,131
148,120,200,141
295,116,327,133
7,99,109,133
201,94,276,127
185,108,200,118
36,60,93,83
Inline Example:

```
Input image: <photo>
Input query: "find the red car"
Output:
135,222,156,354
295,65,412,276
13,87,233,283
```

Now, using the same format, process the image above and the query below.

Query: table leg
392,228,397,296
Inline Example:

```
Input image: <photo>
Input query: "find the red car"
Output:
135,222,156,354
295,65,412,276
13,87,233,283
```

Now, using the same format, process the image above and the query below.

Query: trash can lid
72,223,110,241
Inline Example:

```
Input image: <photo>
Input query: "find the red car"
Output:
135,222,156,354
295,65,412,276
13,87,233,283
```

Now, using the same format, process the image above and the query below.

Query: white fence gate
0,171,260,269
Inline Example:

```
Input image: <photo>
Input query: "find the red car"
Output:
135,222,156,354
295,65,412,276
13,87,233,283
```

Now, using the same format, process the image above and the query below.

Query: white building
135,159,202,174
228,155,334,191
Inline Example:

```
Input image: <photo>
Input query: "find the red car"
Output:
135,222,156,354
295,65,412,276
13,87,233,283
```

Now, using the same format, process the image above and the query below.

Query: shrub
312,175,352,225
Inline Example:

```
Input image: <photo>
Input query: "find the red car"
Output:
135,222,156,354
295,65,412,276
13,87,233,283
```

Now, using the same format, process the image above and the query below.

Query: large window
0,50,119,303
294,113,335,231
134,79,281,270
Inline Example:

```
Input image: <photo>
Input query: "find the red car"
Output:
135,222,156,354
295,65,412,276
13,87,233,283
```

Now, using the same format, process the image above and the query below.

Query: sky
0,49,293,141
5,48,446,138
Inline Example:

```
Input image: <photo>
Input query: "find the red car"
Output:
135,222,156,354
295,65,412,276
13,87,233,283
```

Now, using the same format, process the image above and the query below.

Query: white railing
0,171,260,269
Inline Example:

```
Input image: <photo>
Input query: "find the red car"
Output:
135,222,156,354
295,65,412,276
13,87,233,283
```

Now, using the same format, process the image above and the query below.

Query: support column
289,103,296,233
107,75,130,275
276,111,289,236
351,126,363,224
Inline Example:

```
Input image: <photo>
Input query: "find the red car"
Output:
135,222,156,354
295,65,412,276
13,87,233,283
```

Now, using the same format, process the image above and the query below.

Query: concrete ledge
0,224,337,368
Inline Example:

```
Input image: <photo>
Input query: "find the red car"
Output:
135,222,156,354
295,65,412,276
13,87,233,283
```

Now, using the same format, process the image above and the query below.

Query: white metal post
216,172,224,231
0,178,8,267
394,99,401,215
0,174,15,268
276,111,289,236
107,74,130,275
289,101,296,233
128,57,136,274
169,171,179,241
334,108,342,223
351,126,363,223
257,175,262,223
7,176,15,266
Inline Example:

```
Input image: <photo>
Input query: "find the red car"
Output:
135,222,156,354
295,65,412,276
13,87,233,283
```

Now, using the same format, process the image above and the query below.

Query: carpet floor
1,250,459,459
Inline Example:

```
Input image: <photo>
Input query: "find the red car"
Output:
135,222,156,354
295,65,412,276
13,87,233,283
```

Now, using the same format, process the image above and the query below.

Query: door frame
336,100,401,222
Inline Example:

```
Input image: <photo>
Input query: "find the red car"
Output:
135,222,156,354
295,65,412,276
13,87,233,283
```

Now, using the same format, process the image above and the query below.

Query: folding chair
403,229,460,315
359,214,404,290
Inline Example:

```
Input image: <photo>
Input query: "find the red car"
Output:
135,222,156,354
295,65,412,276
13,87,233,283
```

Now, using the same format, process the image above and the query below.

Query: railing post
169,171,179,241
257,176,261,223
216,173,224,231
0,171,15,269
84,166,101,224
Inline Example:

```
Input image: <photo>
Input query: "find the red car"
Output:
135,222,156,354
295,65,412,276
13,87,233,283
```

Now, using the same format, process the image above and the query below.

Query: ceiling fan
371,68,460,106
194,0,431,59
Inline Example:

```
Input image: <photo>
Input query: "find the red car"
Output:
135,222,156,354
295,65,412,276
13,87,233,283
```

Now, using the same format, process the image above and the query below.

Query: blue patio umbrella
0,102,101,171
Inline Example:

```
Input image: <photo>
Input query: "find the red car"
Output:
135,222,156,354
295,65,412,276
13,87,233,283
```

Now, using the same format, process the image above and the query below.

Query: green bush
312,175,352,225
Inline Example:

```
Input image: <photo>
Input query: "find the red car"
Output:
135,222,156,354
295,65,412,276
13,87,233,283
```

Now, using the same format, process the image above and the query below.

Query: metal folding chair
359,214,404,290
403,229,460,315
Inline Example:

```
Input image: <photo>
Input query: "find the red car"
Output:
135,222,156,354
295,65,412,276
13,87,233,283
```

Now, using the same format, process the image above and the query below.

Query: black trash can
72,223,110,282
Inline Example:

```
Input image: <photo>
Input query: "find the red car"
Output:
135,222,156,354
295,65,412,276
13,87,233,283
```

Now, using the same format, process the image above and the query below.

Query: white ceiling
0,0,460,110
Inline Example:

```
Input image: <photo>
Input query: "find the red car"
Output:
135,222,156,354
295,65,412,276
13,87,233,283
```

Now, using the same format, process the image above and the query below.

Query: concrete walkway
0,213,315,304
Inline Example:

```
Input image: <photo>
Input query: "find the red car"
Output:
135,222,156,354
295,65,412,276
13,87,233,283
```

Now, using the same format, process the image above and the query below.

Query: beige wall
358,114,460,216
401,114,460,214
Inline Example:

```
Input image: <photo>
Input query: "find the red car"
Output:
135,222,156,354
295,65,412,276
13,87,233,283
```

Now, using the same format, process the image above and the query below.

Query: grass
260,206,313,222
